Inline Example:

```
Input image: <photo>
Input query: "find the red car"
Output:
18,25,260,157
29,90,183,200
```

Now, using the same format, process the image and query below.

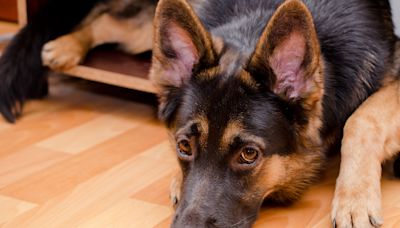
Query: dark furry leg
0,26,48,122
0,0,105,123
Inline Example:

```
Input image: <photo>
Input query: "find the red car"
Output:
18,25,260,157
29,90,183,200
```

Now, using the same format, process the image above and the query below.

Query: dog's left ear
248,0,323,106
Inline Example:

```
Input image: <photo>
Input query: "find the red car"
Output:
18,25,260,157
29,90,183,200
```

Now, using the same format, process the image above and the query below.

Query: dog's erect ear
150,0,215,88
150,0,215,124
248,0,323,103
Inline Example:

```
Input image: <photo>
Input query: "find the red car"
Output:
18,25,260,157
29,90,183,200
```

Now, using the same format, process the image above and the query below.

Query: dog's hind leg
42,5,154,71
332,80,400,228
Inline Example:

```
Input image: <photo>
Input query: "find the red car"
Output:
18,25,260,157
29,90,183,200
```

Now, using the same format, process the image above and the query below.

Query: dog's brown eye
177,139,192,158
239,147,259,164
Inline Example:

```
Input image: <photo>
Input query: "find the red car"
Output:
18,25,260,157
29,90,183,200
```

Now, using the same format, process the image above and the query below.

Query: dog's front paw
332,184,383,228
41,35,87,71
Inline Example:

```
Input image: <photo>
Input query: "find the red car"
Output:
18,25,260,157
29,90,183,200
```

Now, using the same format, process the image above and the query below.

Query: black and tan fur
0,0,157,122
150,0,397,227
41,0,156,71
0,0,399,227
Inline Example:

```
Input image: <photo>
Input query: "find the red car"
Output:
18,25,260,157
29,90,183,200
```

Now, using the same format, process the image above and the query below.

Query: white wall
391,0,400,36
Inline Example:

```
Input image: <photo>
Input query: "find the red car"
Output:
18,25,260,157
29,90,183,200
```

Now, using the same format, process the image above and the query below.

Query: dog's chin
171,197,262,228
171,211,258,228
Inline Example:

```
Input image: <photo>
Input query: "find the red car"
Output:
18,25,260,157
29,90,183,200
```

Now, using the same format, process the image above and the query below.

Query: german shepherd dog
150,0,398,227
0,0,398,227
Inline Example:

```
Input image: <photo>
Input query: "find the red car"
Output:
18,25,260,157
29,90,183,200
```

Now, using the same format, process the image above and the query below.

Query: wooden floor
1,22,400,228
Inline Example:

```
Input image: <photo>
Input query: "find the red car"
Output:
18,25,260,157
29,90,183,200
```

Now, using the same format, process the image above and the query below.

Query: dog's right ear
150,0,215,124
247,0,323,107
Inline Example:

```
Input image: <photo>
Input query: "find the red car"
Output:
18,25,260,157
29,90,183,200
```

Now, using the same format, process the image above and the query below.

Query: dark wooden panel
83,49,152,80
0,0,18,22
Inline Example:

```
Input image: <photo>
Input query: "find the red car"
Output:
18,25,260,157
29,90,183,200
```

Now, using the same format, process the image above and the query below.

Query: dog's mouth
172,201,260,228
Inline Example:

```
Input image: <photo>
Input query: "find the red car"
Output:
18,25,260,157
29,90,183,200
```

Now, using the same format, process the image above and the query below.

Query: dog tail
0,0,102,123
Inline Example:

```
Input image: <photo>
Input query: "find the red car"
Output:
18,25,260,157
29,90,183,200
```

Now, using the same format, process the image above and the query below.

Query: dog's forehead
208,44,259,88
176,76,298,155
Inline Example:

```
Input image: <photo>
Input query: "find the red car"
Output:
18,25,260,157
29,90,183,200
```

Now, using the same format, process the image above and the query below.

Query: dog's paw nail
332,219,336,228
369,216,383,227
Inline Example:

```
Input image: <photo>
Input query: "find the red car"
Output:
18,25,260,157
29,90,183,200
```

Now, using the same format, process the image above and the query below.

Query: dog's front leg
332,81,400,228
41,10,153,71
41,28,92,71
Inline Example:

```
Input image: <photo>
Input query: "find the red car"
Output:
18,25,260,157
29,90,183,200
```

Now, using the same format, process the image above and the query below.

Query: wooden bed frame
15,0,155,94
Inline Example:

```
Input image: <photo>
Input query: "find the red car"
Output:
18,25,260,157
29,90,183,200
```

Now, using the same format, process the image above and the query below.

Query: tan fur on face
256,149,324,204
332,80,400,227
220,120,266,152
238,71,258,89
220,120,243,150
196,115,209,147
174,114,209,147
260,155,286,195
195,66,221,82
218,119,323,205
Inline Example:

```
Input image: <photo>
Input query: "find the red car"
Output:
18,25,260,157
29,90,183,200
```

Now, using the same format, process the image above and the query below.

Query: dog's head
151,0,326,226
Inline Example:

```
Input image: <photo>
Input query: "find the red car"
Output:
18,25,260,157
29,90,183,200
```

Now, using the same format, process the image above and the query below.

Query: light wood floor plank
132,171,177,207
36,114,144,154
3,143,175,228
0,146,69,189
0,195,36,225
0,122,167,204
77,199,171,228
0,108,101,157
